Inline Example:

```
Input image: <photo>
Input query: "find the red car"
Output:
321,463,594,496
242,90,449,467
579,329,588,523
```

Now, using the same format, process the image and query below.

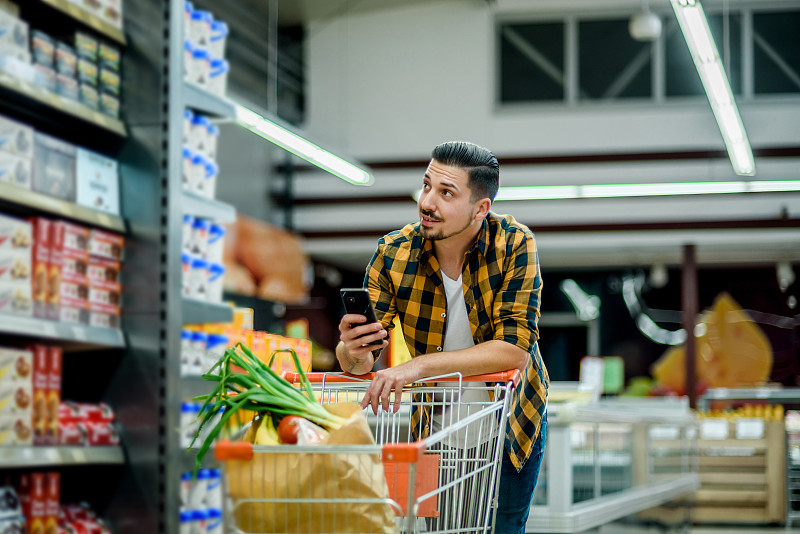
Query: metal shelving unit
183,82,236,119
182,191,236,224
0,182,126,233
0,446,125,467
0,314,125,348
39,0,126,44
182,298,234,325
0,71,126,137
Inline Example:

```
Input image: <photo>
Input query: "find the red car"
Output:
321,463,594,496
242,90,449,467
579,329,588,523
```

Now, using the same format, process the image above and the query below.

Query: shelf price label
735,418,765,439
700,419,729,440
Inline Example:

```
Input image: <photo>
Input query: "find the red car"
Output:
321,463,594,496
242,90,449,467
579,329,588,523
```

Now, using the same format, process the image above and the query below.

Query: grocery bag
226,403,397,533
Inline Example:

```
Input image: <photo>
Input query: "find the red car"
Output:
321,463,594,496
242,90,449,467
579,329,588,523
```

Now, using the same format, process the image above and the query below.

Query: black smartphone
340,288,383,346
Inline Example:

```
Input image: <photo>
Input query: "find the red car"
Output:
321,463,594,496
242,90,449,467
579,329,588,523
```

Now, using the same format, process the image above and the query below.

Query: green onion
190,343,347,472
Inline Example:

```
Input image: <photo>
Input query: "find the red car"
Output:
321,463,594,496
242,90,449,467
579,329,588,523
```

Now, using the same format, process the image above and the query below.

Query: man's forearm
336,342,376,375
414,340,528,379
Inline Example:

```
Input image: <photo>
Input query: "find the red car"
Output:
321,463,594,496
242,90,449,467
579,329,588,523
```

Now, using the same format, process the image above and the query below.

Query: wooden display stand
640,419,785,525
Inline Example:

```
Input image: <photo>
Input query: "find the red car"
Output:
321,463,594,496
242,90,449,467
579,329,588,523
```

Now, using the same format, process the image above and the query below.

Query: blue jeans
494,413,547,534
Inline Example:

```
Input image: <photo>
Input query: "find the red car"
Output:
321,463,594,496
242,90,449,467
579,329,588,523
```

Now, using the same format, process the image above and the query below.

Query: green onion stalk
190,343,347,472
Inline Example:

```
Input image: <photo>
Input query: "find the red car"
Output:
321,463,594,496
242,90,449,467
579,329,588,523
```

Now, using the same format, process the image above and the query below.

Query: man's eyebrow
441,180,459,191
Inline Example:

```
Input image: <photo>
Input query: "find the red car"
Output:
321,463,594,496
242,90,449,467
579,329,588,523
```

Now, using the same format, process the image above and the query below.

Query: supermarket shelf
0,182,126,232
182,298,233,325
0,70,126,137
183,83,236,119
0,314,125,348
699,387,800,410
182,191,236,223
0,446,125,467
40,0,126,45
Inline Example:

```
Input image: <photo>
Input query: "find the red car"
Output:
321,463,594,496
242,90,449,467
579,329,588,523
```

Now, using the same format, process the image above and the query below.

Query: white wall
296,0,800,269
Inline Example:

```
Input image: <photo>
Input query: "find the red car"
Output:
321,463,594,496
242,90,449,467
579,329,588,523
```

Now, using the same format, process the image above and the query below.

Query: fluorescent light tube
671,0,755,176
495,185,579,201
235,105,374,186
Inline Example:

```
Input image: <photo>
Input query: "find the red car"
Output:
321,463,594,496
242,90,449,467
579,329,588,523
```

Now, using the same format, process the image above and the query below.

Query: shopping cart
214,370,519,534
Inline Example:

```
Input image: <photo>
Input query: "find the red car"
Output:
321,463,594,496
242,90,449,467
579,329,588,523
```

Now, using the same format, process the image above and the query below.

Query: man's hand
360,359,422,415
337,313,388,374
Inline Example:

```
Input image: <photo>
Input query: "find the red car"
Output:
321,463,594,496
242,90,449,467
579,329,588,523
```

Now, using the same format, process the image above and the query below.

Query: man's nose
419,190,436,212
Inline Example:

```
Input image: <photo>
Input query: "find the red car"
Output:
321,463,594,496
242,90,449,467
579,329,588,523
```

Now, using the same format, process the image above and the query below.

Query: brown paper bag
227,403,397,533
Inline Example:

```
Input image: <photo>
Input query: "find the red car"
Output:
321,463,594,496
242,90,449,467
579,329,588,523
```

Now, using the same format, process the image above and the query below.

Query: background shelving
0,446,125,468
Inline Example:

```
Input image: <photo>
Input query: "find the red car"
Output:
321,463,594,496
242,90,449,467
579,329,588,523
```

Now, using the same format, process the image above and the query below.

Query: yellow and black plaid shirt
365,212,549,471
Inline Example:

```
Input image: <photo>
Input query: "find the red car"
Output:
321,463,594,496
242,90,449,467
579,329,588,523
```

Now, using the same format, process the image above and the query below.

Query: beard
419,209,474,241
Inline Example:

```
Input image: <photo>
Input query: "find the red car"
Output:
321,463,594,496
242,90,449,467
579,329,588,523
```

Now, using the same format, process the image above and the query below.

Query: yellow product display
651,292,772,394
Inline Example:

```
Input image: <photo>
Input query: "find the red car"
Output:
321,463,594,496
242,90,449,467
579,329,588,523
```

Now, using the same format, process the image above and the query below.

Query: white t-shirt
431,272,490,449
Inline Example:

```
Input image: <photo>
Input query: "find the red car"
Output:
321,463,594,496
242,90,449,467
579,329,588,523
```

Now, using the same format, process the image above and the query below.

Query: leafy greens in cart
190,343,347,471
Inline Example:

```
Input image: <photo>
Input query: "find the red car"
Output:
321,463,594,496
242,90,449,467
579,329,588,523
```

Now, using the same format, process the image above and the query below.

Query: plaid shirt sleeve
364,238,397,333
492,231,541,352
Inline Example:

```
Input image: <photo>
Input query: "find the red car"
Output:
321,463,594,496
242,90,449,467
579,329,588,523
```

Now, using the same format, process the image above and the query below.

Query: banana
251,415,280,446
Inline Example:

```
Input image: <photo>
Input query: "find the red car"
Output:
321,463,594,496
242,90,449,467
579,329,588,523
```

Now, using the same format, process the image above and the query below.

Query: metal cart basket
214,370,519,534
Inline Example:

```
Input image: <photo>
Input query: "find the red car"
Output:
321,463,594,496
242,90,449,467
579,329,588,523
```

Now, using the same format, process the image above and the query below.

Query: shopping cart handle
214,440,254,461
286,370,521,387
382,441,427,463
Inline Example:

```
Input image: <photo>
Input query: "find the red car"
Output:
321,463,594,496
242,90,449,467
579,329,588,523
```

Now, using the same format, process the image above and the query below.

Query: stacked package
0,114,34,189
181,216,225,304
183,2,229,98
0,213,32,316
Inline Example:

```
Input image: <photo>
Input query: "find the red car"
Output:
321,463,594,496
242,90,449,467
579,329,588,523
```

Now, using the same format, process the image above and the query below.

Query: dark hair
431,141,499,202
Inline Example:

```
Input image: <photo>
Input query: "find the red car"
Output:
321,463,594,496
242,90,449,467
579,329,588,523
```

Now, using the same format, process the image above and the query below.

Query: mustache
420,209,442,222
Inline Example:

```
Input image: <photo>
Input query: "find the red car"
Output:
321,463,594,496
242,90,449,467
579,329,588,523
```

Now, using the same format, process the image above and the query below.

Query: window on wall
499,22,565,102
753,10,800,95
498,8,798,106
665,14,742,97
579,19,652,100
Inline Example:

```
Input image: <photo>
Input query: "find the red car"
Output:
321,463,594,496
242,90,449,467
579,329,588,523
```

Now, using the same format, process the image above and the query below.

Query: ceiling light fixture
235,105,374,186
671,0,755,176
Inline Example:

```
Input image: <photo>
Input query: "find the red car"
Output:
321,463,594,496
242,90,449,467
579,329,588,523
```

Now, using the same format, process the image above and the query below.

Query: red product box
46,221,63,321
58,420,87,446
88,302,119,329
47,347,62,442
29,217,51,319
87,282,121,307
59,222,90,253
88,229,124,261
60,296,89,325
29,472,46,534
45,472,60,534
30,345,49,445
84,421,119,446
87,257,120,285
17,473,31,521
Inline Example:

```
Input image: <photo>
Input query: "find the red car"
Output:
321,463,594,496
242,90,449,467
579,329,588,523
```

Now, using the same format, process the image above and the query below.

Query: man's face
418,160,479,241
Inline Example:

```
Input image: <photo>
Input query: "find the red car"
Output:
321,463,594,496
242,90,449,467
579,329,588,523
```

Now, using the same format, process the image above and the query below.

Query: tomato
277,416,302,444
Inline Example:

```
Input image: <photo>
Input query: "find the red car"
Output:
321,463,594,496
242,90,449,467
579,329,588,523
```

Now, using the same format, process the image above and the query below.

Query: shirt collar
414,215,491,260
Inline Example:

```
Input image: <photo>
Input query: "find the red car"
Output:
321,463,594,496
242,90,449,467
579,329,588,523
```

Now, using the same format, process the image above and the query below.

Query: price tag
42,322,58,337
71,326,87,341
700,419,729,440
71,449,87,463
736,418,765,439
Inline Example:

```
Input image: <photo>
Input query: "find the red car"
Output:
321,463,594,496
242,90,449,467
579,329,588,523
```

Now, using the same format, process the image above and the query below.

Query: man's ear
474,198,491,221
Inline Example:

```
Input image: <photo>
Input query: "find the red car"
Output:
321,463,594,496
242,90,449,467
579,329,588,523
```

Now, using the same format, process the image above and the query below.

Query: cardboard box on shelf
44,472,59,534
30,345,48,445
27,473,45,533
30,217,50,318
88,281,120,307
0,412,32,444
88,257,120,285
59,295,88,325
46,347,61,445
0,380,31,414
0,149,32,189
88,228,123,260
33,133,76,202
56,221,89,253
0,281,31,316
0,9,28,56
0,114,34,158
0,214,30,250
0,248,30,283
0,347,31,382
89,301,119,329
76,148,119,215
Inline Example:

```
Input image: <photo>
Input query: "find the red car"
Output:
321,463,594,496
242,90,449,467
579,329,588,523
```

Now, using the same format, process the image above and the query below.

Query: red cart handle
284,370,521,388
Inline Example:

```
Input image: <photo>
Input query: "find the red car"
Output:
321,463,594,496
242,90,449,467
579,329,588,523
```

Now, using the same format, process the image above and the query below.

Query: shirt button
436,346,443,352
441,312,446,318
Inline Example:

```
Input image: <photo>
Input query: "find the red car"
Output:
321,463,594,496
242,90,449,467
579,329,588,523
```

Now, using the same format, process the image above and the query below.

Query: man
336,141,548,534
